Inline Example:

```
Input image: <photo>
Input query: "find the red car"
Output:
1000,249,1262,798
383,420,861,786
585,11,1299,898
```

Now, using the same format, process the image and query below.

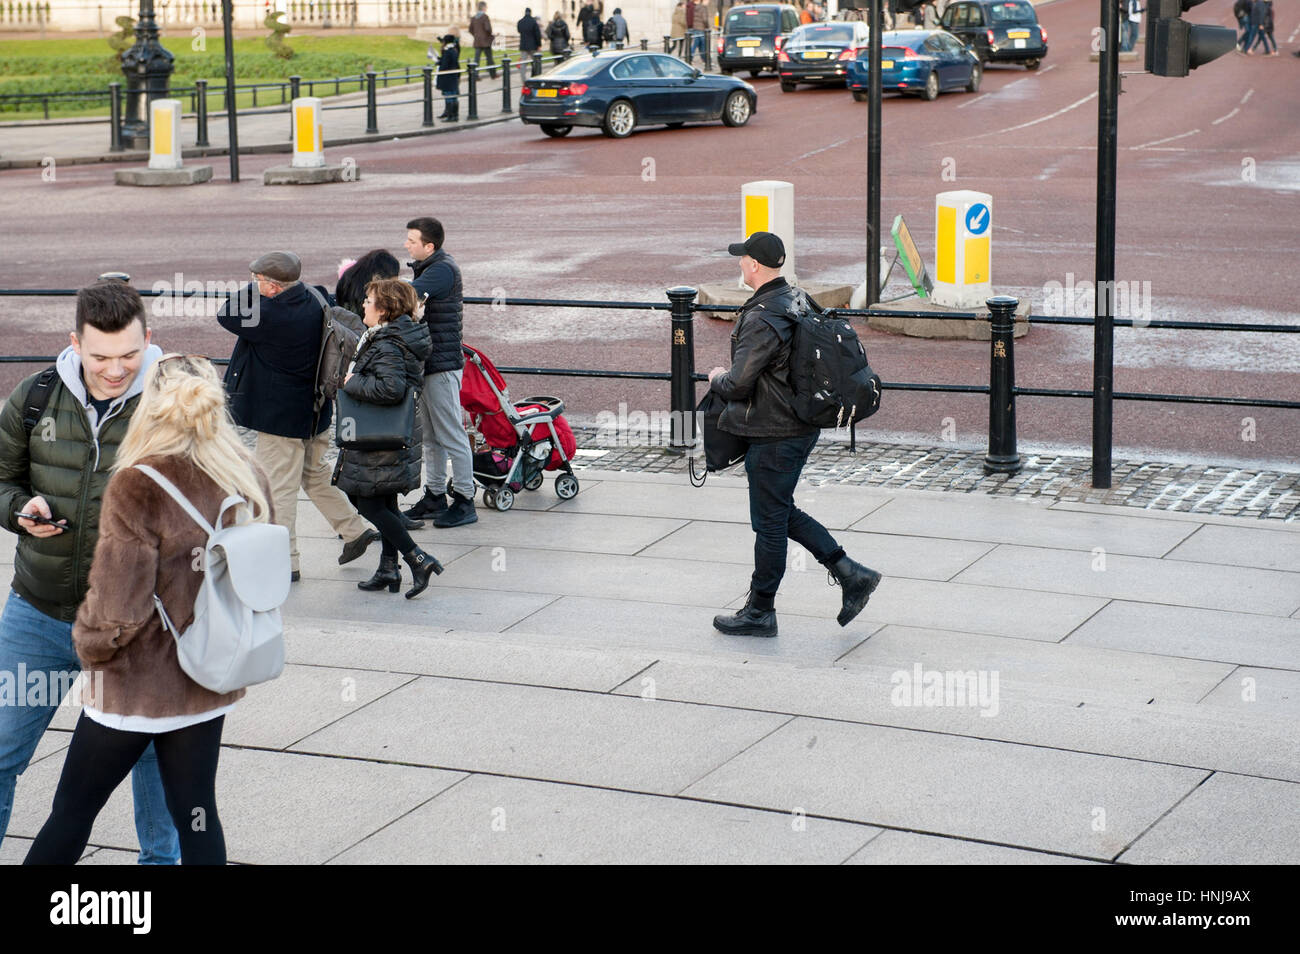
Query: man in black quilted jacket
403,218,478,528
707,232,882,637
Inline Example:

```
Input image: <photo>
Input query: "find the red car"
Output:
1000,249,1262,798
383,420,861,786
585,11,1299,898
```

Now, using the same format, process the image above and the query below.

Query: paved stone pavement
1,455,1296,865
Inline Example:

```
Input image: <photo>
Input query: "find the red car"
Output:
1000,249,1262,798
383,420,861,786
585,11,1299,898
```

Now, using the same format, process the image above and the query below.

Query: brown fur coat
73,454,273,717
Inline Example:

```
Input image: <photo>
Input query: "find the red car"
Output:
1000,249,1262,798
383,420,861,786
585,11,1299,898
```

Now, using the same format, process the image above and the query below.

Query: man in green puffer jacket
0,280,180,863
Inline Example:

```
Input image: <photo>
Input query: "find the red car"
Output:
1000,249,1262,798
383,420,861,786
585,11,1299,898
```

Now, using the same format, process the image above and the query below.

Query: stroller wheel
493,487,515,512
555,473,580,500
482,487,498,510
524,470,544,491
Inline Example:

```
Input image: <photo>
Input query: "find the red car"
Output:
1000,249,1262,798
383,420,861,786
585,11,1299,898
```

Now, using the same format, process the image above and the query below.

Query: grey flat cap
248,251,301,284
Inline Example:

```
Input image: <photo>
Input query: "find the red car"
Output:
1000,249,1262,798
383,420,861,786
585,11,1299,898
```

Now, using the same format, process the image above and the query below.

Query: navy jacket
410,249,465,375
218,281,329,438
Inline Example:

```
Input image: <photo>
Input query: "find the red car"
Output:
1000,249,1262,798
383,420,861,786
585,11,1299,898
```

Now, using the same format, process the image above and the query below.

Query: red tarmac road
1,0,1297,468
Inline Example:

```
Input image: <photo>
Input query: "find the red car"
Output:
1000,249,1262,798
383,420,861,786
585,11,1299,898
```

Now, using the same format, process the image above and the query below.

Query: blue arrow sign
965,202,990,236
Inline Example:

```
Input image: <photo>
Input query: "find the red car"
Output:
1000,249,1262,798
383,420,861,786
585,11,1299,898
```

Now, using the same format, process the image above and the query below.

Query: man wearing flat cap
218,251,378,582
706,232,882,637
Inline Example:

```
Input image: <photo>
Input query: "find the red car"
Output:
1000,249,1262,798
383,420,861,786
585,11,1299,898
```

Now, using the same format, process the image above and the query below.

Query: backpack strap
134,464,245,537
22,365,59,438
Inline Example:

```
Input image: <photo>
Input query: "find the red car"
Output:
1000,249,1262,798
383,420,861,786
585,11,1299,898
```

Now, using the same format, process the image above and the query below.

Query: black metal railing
1,287,1297,467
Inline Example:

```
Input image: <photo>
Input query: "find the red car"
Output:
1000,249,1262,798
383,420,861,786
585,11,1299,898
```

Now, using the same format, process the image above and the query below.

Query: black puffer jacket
710,277,817,440
410,249,464,375
332,316,433,497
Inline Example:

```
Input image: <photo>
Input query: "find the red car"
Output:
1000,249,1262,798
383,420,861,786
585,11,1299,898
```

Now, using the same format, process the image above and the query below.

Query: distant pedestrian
335,279,443,599
1233,0,1252,50
437,29,461,121
687,0,708,62
706,233,882,638
1250,0,1276,54
609,7,630,46
1242,0,1265,53
469,1,497,77
24,354,274,865
517,6,543,81
671,0,688,55
548,10,571,57
579,1,604,50
217,251,379,582
1121,0,1142,52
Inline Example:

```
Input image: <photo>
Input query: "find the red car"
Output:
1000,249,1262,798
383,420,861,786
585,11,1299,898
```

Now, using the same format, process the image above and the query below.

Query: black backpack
788,296,882,450
602,17,617,41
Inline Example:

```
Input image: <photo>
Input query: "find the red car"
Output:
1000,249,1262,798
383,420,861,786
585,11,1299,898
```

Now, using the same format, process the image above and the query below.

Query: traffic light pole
1092,0,1119,489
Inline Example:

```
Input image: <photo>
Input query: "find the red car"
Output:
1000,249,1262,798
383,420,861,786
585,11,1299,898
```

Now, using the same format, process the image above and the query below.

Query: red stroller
460,344,580,512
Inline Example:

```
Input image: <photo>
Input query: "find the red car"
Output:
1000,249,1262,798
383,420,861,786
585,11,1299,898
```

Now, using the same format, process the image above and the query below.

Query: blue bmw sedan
845,30,982,102
519,50,757,139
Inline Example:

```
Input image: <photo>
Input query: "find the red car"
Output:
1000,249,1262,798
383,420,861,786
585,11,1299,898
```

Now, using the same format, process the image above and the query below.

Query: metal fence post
640,38,648,51
365,70,378,133
288,74,300,139
467,63,479,120
501,56,512,113
532,52,542,76
422,65,434,127
195,78,209,147
663,34,671,53
667,286,698,451
704,30,713,71
984,295,1021,474
109,82,123,152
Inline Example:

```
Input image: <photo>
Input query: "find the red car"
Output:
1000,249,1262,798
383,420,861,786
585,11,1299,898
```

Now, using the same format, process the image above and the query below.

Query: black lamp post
119,0,175,148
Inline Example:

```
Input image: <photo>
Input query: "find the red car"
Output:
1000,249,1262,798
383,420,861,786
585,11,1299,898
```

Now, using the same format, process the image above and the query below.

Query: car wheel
601,99,637,138
922,70,939,101
720,67,733,74
721,90,752,127
540,123,572,138
749,69,763,79
851,89,868,102
780,80,796,92
966,63,982,93
1024,58,1041,70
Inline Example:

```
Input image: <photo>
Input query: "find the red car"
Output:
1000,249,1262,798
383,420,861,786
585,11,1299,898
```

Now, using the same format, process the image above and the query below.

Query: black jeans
352,493,415,559
25,713,226,865
744,432,840,597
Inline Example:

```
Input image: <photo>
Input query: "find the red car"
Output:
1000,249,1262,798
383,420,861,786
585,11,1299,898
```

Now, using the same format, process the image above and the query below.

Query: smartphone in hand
13,511,71,529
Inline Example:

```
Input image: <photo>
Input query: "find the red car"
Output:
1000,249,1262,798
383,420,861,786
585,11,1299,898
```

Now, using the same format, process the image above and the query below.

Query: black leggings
351,492,415,559
24,713,226,866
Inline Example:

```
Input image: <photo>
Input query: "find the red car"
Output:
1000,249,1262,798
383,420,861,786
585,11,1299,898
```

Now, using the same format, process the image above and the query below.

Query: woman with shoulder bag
24,354,273,865
334,278,443,599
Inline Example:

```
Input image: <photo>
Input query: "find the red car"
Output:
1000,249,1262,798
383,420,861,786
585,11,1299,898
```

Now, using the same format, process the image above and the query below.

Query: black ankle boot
713,591,777,637
827,555,882,627
358,553,401,593
402,547,444,599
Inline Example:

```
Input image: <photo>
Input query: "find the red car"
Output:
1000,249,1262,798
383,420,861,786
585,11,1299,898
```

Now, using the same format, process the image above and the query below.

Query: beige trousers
253,430,369,571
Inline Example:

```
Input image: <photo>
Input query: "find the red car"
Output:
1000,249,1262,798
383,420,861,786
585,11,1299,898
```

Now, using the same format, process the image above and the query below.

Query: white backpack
136,465,290,694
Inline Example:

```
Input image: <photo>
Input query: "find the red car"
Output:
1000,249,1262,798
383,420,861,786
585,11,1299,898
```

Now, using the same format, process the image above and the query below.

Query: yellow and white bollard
932,189,992,309
291,97,325,169
147,99,183,171
740,180,797,284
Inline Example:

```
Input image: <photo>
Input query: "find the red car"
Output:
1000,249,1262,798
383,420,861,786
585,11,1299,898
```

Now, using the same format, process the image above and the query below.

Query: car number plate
1007,29,1030,38
1013,38,1026,48
881,59,894,68
803,50,829,59
536,88,557,97
738,38,761,47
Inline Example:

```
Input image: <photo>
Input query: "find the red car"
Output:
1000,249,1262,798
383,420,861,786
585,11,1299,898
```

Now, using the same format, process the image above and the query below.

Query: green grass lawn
0,33,539,119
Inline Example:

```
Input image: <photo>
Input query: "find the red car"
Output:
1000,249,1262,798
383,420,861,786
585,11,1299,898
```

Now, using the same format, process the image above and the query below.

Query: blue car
519,50,757,139
845,30,982,102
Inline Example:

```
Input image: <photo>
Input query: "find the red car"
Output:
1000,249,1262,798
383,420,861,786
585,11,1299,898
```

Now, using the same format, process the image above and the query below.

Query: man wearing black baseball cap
706,232,881,637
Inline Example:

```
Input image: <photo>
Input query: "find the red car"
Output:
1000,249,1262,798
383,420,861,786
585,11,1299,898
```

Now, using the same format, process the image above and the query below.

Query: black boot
433,490,477,528
713,591,777,637
403,547,444,599
447,101,460,122
827,554,882,627
358,553,401,593
404,488,447,521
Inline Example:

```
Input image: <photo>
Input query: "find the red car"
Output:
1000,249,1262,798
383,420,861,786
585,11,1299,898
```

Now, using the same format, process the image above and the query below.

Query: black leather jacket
710,277,816,440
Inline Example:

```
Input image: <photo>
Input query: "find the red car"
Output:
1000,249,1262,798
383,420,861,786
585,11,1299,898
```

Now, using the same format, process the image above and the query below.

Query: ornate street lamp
119,0,175,147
